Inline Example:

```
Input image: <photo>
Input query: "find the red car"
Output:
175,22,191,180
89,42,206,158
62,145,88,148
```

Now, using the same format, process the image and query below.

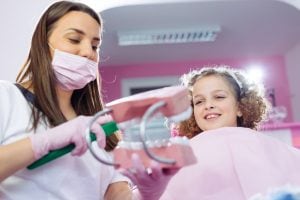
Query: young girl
161,66,300,200
0,1,174,199
172,66,269,138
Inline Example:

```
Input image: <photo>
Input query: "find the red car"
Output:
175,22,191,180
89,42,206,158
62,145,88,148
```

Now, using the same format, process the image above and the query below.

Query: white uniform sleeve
0,80,33,145
0,80,13,143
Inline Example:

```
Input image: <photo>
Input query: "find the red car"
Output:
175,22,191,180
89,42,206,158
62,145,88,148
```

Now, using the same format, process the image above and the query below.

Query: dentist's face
192,75,242,131
48,11,101,62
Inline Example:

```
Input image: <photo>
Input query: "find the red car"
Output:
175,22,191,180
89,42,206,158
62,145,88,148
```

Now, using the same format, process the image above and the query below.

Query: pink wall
100,55,293,122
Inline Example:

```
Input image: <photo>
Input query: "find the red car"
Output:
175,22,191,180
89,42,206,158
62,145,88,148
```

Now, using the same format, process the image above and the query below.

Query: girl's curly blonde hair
177,65,270,138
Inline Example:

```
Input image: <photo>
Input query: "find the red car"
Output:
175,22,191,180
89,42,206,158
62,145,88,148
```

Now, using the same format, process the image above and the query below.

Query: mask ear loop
48,43,55,50
139,101,176,165
48,43,57,59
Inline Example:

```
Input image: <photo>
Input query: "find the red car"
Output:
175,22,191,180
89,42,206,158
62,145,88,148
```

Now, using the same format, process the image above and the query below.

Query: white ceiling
98,0,300,66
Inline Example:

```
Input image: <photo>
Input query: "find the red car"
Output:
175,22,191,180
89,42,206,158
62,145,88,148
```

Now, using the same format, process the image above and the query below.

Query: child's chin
204,124,224,131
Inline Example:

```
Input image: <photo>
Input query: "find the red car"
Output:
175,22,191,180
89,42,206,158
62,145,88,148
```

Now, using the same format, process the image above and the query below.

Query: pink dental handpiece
86,85,197,169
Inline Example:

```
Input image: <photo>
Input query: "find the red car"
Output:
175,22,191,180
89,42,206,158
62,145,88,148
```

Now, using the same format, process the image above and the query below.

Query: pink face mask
51,49,98,91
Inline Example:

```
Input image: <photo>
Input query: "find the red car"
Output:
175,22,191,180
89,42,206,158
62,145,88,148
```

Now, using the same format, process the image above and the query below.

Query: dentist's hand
29,115,111,159
121,153,179,200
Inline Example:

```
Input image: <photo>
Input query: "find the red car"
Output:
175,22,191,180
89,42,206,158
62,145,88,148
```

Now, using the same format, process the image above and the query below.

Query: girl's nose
204,101,215,110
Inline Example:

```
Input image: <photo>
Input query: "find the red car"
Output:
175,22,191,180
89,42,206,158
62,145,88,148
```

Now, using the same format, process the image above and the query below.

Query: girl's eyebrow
65,28,100,42
213,89,229,94
193,89,229,98
193,94,204,99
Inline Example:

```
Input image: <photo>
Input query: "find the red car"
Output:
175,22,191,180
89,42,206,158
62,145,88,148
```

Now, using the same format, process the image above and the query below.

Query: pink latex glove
121,153,179,200
29,115,111,159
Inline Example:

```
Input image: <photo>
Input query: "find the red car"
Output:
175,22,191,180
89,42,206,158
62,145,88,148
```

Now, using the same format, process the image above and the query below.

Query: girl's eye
194,100,204,105
215,96,225,99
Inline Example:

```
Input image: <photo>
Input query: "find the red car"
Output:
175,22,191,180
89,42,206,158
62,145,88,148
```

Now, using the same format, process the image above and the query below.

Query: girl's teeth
206,114,218,119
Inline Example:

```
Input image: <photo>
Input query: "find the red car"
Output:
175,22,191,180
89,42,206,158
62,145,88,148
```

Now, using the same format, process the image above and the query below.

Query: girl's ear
237,103,243,117
237,110,243,117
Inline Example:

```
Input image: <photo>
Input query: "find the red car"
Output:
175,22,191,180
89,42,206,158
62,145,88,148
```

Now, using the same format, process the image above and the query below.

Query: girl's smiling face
192,75,242,131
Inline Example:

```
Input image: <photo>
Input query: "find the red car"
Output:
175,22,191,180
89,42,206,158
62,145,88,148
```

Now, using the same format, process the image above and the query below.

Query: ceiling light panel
118,26,221,46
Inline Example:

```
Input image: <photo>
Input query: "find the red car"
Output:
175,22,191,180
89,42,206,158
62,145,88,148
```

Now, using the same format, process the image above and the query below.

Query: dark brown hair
16,1,118,150
177,65,270,138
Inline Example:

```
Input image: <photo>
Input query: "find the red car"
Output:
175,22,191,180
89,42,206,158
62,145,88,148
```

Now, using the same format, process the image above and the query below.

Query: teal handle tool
27,121,118,170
